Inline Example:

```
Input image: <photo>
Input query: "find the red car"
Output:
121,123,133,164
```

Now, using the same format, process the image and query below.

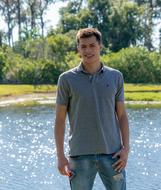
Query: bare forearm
54,104,67,158
114,102,129,171
54,120,66,157
119,113,130,151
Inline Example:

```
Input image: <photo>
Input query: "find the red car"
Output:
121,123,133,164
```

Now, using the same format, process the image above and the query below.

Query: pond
0,106,161,190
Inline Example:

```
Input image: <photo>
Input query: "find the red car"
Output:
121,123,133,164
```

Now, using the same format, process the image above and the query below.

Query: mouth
85,55,94,58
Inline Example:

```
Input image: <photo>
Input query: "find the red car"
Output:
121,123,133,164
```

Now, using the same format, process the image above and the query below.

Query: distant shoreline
0,93,161,108
0,93,56,107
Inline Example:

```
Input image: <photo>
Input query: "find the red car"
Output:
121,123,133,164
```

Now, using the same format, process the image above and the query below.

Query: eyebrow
80,43,96,46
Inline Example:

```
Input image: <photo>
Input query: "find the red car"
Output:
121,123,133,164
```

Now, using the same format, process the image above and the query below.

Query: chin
83,57,94,63
84,58,98,65
83,60,92,65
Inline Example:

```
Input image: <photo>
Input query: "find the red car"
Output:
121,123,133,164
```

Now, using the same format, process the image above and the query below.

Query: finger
118,163,126,172
114,163,124,172
112,151,120,159
118,166,124,173
117,161,127,172
59,170,66,175
65,165,72,176
58,168,65,175
112,159,122,167
62,170,69,176
58,166,68,176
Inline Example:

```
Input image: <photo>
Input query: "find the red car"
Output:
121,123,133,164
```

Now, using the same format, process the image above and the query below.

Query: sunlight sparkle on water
0,106,161,190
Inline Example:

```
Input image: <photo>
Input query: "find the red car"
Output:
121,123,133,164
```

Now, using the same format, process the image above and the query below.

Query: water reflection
0,106,58,190
0,106,161,190
127,108,161,190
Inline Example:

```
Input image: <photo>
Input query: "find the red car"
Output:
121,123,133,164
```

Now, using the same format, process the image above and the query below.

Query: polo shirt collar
77,62,105,74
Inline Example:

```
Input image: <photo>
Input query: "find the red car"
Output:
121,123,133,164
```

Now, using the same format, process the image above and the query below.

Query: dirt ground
0,93,56,107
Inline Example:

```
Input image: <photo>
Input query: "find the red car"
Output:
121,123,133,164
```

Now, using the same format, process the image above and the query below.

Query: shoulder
104,66,123,78
59,66,78,80
57,67,79,87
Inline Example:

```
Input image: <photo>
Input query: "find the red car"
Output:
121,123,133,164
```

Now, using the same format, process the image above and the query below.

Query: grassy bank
125,84,161,101
125,92,161,101
0,85,56,97
0,84,161,108
1,84,161,100
125,84,161,92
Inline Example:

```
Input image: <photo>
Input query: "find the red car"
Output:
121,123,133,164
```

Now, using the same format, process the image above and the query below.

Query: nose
84,46,92,54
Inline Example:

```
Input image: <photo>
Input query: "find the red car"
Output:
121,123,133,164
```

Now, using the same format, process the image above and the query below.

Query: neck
82,61,102,74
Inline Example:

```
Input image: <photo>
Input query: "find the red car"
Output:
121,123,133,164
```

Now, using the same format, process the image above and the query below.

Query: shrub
101,47,159,83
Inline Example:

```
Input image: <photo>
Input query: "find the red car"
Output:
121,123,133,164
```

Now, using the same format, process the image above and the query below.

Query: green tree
134,0,161,51
101,47,158,83
0,0,17,46
47,33,76,62
58,1,87,33
58,0,145,51
108,1,144,51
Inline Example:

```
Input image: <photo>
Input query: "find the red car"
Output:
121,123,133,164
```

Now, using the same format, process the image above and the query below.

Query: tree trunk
6,0,11,46
0,31,2,47
17,0,22,41
159,28,161,53
38,0,48,37
40,13,44,37
30,1,36,29
144,0,154,51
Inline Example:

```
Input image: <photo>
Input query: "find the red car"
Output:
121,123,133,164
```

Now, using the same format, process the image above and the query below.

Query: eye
90,44,95,48
81,46,86,49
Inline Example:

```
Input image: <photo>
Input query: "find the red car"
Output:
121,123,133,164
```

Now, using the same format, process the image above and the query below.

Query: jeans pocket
69,171,76,181
69,171,76,190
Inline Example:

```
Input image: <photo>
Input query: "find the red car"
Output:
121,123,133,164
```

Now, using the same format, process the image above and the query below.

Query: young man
54,28,129,190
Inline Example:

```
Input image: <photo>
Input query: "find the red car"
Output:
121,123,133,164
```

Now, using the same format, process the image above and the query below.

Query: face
77,36,102,65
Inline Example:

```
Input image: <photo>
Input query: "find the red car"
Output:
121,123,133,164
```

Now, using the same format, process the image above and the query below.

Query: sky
0,1,67,41
44,1,67,32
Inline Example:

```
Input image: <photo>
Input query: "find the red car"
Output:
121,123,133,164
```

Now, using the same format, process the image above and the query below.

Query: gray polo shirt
56,63,124,156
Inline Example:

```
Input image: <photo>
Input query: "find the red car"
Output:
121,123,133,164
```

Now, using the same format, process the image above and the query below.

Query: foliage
1,39,161,84
58,0,145,52
0,0,161,52
107,1,144,51
149,51,161,82
47,33,76,62
0,46,61,84
101,47,161,83
65,51,80,69
13,37,48,59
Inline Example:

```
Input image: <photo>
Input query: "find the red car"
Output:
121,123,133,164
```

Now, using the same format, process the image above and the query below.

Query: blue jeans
69,154,126,190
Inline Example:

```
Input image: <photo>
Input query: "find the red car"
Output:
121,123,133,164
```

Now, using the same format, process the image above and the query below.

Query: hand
57,155,72,176
112,147,129,173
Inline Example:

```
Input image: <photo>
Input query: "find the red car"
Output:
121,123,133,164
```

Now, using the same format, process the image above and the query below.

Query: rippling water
0,106,161,190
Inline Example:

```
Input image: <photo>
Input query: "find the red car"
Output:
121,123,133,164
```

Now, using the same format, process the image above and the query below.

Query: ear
100,43,103,50
77,45,81,57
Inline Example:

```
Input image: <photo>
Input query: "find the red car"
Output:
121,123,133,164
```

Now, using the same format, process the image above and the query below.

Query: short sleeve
56,74,70,106
115,72,124,102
